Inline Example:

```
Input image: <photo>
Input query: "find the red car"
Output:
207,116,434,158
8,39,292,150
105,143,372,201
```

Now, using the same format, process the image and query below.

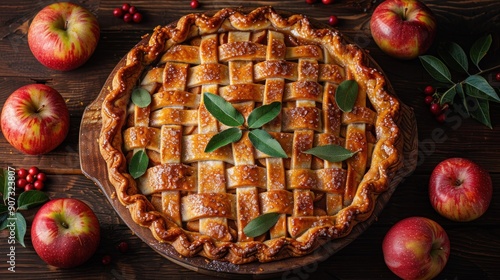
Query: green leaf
203,92,244,127
419,55,453,84
470,34,492,69
131,88,152,108
456,84,470,116
243,212,280,237
14,212,26,247
304,145,358,163
439,85,457,105
204,128,243,153
464,75,500,102
438,41,469,74
468,97,492,129
248,129,287,158
17,190,49,211
247,102,281,129
129,149,149,179
0,213,7,229
335,80,359,112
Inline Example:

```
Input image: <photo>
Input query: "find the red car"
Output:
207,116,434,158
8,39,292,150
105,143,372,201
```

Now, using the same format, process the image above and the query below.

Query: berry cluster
16,166,47,192
423,86,450,123
113,3,143,23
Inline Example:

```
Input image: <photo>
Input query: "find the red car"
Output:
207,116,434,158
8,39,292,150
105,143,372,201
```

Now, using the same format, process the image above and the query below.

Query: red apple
429,157,492,222
383,217,450,280
1,84,70,155
31,198,101,268
28,2,100,71
370,0,437,59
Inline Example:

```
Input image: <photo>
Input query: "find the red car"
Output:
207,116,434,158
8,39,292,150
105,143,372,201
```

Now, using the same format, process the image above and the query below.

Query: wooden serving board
79,11,418,278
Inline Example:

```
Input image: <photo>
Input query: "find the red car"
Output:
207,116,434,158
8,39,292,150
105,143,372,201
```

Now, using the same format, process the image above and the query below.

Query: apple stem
403,7,408,20
61,221,69,229
64,20,69,31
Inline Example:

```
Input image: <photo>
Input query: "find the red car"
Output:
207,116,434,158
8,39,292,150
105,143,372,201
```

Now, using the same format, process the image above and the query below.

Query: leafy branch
419,34,500,128
0,168,49,247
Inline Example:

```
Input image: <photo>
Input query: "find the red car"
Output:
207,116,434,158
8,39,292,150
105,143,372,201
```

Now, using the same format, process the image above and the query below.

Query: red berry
29,166,40,176
436,113,446,123
424,95,434,105
328,15,339,26
26,174,35,183
306,0,316,4
496,72,500,81
37,172,47,182
34,180,44,190
190,0,199,9
102,255,112,265
129,6,138,15
113,8,123,18
430,103,442,115
122,3,130,12
117,241,129,253
123,13,133,23
17,178,28,189
133,12,143,23
17,168,28,178
322,0,333,4
24,184,35,192
424,85,434,95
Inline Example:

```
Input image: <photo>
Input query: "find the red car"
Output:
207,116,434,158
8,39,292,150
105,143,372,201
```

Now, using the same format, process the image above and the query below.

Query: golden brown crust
99,6,402,264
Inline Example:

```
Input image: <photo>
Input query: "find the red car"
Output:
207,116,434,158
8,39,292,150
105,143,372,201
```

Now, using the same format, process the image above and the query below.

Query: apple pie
99,6,402,264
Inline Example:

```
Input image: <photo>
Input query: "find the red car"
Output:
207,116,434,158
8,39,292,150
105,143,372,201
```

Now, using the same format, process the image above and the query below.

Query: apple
28,2,100,71
370,0,437,59
383,217,450,280
31,198,101,268
0,84,70,155
429,157,492,222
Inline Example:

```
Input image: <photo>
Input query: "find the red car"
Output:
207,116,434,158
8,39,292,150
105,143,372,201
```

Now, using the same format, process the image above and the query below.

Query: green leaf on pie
129,149,149,179
204,128,243,153
243,212,280,237
304,145,358,163
438,41,469,74
248,129,287,158
467,97,492,129
335,80,359,112
439,84,457,105
247,102,281,129
17,190,49,211
131,88,152,108
464,75,500,102
419,55,453,84
203,92,244,127
470,34,492,69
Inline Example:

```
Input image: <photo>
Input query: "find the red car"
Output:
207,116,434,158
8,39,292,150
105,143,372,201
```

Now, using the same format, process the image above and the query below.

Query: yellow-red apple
28,2,100,71
383,217,450,280
370,0,437,59
0,84,70,155
429,157,492,222
31,198,101,268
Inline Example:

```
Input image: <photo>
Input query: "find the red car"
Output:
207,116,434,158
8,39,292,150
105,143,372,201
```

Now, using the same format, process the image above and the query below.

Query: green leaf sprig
131,87,152,108
203,93,287,158
304,145,358,163
335,80,359,112
0,168,49,247
419,34,500,128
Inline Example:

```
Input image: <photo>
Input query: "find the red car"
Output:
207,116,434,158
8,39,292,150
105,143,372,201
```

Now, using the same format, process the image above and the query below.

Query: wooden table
1,0,499,279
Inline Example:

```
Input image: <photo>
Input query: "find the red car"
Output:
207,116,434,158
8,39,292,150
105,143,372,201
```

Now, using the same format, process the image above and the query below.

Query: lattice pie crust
99,7,402,264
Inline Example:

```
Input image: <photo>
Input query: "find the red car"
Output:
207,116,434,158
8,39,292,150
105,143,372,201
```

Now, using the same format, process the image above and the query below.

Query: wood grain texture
1,0,500,279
